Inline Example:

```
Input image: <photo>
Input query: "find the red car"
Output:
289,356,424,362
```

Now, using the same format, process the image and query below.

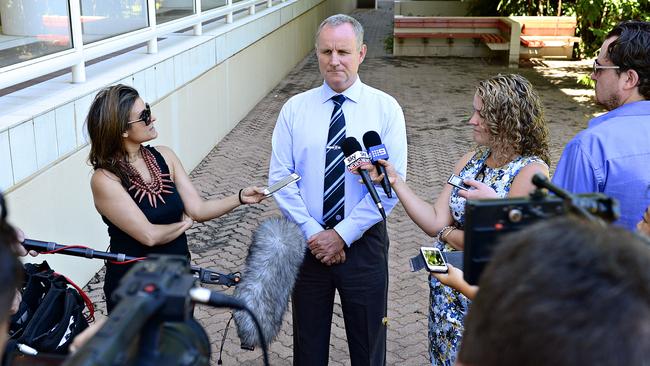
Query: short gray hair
315,14,364,50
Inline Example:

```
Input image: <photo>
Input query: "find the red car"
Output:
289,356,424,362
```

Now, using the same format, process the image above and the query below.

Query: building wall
394,0,469,16
4,0,355,285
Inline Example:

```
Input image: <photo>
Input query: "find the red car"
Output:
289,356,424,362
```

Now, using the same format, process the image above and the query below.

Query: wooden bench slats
520,35,581,48
521,26,577,36
394,32,486,39
480,34,508,44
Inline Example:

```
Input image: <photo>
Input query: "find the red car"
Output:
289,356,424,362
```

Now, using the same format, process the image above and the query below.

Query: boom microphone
233,217,306,349
340,137,386,219
362,130,392,198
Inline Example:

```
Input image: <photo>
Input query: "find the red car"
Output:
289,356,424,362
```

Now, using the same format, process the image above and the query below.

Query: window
201,0,228,11
0,1,72,68
80,0,149,44
156,0,195,24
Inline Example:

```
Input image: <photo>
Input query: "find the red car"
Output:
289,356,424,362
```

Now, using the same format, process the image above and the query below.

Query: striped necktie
323,94,346,228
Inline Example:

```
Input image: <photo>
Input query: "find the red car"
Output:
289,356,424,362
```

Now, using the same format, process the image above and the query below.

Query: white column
69,0,86,83
226,0,233,24
147,0,158,54
194,0,203,35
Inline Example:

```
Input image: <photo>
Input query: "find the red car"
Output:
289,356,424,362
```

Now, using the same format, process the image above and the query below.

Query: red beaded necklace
119,146,173,208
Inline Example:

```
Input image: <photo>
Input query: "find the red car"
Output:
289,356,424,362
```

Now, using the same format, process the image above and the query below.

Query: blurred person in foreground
0,193,26,362
457,217,650,366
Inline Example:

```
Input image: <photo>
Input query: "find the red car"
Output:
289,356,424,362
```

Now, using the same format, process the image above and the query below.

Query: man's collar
320,77,363,104
589,100,650,128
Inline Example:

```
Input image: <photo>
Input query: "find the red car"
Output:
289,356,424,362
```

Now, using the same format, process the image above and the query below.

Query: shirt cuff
333,219,364,247
302,220,325,242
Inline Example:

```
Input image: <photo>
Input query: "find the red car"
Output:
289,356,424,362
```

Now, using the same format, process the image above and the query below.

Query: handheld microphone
340,137,386,219
362,131,392,198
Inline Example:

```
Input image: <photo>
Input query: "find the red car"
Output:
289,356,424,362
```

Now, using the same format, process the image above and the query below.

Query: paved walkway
83,7,602,365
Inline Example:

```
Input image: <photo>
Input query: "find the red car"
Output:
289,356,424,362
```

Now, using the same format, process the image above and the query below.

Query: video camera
463,174,620,285
62,254,268,366
6,253,269,366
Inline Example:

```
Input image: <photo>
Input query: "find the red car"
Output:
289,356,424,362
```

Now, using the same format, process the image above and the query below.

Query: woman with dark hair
376,74,550,365
86,85,265,312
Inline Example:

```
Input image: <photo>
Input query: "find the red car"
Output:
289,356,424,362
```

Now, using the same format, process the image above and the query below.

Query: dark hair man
457,217,650,366
552,21,650,231
268,14,407,366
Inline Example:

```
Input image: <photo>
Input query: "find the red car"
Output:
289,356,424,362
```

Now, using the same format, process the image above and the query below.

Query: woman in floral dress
377,74,551,365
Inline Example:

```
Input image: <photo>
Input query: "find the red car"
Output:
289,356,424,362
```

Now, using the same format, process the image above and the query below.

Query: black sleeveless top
102,146,189,312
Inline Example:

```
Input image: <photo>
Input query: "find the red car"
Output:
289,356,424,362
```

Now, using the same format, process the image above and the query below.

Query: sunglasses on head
127,103,152,126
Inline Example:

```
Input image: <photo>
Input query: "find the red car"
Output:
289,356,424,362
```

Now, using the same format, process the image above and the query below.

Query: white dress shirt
269,77,407,245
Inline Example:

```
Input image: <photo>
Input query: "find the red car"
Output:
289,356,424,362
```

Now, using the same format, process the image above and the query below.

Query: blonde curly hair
476,74,550,165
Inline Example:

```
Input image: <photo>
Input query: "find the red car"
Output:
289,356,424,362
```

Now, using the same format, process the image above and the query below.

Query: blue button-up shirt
552,101,650,230
268,78,407,245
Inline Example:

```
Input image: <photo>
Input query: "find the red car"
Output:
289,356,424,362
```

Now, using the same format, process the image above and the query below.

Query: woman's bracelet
436,225,453,241
440,226,456,243
238,188,245,205
437,225,456,243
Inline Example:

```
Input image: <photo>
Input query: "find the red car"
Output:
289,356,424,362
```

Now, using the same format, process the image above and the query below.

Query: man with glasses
552,21,650,231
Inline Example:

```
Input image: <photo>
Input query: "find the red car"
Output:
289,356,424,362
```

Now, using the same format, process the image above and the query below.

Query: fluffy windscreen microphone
233,217,306,349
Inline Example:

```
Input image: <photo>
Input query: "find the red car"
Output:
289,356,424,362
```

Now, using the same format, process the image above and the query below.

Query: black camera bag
10,261,93,354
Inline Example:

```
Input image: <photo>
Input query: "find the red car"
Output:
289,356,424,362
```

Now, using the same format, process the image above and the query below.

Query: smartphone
420,247,448,273
447,174,469,191
264,173,301,197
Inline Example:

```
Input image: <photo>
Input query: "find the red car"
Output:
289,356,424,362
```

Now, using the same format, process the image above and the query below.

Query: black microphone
340,137,386,219
362,131,392,198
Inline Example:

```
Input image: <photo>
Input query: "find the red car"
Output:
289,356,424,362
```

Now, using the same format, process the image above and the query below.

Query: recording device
21,239,240,286
264,173,301,197
362,131,392,198
463,173,620,285
233,217,305,350
340,137,386,219
447,174,469,191
420,247,448,273
63,255,269,366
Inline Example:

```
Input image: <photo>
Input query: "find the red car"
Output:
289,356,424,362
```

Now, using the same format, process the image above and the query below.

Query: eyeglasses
593,59,620,75
127,103,152,126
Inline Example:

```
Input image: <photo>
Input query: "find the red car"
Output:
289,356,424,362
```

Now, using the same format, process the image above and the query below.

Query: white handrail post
249,1,255,15
267,0,272,8
69,0,86,83
194,0,203,35
147,0,158,54
226,0,233,24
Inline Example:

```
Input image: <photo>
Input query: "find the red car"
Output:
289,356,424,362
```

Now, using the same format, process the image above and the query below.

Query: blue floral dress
428,148,548,365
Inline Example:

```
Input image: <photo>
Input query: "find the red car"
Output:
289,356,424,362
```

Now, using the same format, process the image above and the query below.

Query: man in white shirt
268,14,407,366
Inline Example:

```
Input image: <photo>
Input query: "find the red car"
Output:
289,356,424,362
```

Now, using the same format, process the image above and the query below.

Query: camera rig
463,174,620,285
14,241,269,366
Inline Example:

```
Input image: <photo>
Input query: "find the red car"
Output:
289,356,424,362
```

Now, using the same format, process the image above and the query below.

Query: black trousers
292,222,389,366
